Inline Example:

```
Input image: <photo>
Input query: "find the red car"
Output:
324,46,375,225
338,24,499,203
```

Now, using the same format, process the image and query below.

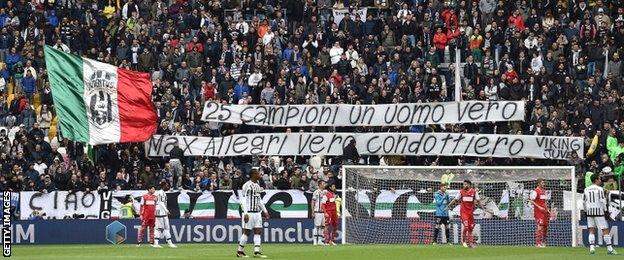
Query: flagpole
604,48,609,79
454,46,461,101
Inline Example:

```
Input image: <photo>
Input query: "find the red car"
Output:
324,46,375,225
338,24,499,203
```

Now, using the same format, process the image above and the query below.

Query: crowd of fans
0,0,623,194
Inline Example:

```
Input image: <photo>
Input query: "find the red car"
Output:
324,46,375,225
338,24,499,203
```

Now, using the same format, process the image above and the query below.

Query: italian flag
44,45,157,145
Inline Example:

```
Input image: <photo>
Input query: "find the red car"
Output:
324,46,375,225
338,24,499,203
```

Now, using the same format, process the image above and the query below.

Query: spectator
329,41,343,65
604,176,618,192
111,172,129,191
40,175,56,193
220,174,232,190
169,141,184,186
33,158,47,175
433,27,449,54
343,139,360,165
273,170,290,190
19,103,35,130
67,174,84,192
37,105,52,137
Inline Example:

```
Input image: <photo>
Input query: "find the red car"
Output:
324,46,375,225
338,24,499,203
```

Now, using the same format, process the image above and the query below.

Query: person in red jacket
440,7,458,29
322,182,339,245
447,26,461,43
433,27,448,62
508,10,526,31
202,81,216,101
18,95,29,113
138,185,157,247
446,26,461,59
504,64,519,83
185,36,204,53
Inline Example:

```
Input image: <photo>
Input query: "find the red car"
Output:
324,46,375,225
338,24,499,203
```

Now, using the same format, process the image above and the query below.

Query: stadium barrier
14,219,622,245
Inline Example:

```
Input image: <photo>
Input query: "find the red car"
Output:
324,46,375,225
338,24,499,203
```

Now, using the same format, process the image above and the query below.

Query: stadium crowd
0,0,623,194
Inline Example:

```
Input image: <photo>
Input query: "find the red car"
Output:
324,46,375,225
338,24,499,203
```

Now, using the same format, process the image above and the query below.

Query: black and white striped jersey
312,189,325,213
583,184,607,217
241,181,266,213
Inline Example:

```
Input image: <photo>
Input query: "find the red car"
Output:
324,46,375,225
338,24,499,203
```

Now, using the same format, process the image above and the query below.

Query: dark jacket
343,142,360,163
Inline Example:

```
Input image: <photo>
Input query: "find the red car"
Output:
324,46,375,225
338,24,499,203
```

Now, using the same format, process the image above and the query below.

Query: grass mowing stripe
11,244,606,260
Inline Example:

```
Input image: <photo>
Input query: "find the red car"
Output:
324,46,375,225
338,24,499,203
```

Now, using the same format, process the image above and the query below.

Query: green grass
10,244,622,260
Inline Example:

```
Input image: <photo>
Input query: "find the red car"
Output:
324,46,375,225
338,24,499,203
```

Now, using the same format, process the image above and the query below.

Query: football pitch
10,244,621,260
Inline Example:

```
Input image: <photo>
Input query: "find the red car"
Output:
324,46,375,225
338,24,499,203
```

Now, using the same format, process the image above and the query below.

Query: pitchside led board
8,219,623,246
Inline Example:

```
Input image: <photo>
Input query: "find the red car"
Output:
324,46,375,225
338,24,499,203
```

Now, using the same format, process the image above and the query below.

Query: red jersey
532,187,548,220
322,191,337,213
459,188,478,220
140,194,157,220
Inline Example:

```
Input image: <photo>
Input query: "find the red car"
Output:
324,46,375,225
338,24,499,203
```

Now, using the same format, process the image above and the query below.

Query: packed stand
0,0,622,194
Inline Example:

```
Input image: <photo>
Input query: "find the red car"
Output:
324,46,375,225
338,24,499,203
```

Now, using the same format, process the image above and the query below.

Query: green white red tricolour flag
44,45,157,145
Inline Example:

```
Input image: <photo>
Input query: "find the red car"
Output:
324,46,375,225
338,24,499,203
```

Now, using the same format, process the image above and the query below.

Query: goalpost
341,166,578,246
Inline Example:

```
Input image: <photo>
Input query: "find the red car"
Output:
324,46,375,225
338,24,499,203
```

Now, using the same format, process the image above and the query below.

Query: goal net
341,166,578,246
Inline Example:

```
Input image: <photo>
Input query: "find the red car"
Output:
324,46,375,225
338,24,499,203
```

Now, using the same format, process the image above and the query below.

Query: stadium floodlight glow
341,166,578,247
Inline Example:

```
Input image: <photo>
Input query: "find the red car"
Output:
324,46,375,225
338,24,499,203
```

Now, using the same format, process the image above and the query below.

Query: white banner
20,191,102,220
146,133,584,160
202,101,525,127
373,190,422,218
349,189,504,219
110,190,310,219
332,8,367,25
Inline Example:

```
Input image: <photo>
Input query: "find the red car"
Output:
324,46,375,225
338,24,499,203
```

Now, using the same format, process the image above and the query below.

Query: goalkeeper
322,182,339,245
433,183,451,244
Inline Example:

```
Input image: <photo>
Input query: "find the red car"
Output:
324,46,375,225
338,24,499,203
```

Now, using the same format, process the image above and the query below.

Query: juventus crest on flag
44,45,158,145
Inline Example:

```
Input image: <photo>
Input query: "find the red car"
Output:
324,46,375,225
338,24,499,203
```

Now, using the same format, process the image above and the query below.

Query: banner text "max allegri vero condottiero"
146,133,583,160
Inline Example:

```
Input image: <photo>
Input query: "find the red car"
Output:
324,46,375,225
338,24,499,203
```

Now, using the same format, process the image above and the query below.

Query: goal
341,166,578,246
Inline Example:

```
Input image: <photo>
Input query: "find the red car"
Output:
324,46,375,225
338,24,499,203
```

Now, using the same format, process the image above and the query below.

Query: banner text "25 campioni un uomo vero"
201,101,525,127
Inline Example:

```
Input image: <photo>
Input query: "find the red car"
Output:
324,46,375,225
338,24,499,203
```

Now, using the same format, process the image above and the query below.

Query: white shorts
242,212,263,230
314,213,325,227
156,216,170,230
587,216,608,230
